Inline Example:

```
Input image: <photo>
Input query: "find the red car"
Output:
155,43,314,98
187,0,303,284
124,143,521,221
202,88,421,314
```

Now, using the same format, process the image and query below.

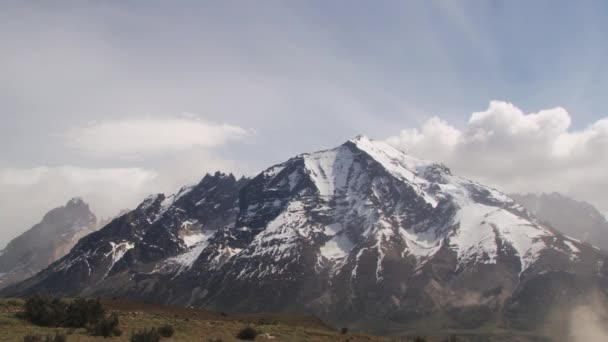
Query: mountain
4,137,608,333
97,209,131,230
510,193,608,251
0,198,97,289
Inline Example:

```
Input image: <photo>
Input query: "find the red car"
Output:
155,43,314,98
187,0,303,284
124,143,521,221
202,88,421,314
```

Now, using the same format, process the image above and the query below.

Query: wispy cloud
64,116,249,158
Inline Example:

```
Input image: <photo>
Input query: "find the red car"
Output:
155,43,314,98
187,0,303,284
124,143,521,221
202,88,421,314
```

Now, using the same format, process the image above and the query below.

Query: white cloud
0,149,245,248
0,166,157,246
0,112,250,247
65,116,248,158
387,101,608,211
0,166,156,188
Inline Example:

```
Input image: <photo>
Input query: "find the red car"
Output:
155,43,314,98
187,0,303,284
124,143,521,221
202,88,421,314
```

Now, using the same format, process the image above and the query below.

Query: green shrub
87,314,122,337
23,333,67,342
236,326,258,340
413,337,427,342
22,295,67,327
23,335,42,342
22,295,107,329
65,298,105,328
340,327,348,335
157,324,174,337
130,328,161,342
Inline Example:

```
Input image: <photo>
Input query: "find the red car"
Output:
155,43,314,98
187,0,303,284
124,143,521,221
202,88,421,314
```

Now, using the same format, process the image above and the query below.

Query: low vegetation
87,313,122,337
130,328,161,342
157,324,174,338
236,325,258,340
0,297,551,341
21,295,107,329
23,333,67,342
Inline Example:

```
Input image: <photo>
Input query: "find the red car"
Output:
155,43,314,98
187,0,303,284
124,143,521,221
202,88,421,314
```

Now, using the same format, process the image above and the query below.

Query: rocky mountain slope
511,192,608,251
0,198,97,289
5,136,608,333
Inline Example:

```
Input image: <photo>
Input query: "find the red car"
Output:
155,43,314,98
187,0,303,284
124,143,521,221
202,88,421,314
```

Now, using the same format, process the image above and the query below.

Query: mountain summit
0,198,97,289
5,136,607,332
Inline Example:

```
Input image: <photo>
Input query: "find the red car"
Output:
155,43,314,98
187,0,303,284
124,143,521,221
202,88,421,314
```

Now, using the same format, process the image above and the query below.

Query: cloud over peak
387,101,608,211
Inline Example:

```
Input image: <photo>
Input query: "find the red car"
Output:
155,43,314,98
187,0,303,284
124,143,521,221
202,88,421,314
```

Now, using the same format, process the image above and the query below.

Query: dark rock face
4,137,608,333
511,192,608,250
0,198,97,289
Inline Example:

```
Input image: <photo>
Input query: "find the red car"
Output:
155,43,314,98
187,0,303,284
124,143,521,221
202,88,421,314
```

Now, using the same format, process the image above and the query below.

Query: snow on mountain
5,136,607,332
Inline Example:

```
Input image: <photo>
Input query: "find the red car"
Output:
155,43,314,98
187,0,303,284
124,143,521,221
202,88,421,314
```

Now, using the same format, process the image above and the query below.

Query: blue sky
1,1,608,245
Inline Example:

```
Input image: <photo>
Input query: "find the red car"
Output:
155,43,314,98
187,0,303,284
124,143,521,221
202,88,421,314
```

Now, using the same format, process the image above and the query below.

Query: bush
22,295,107,329
130,328,161,342
340,327,348,335
413,337,427,342
157,324,174,337
22,295,68,327
87,314,122,337
65,298,105,328
23,334,67,342
236,326,258,340
23,336,42,342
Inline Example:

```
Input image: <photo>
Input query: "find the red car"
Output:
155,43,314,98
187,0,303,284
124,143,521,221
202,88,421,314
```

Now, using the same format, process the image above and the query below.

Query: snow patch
162,243,207,273
399,227,443,262
102,241,135,278
351,136,438,207
105,241,135,265
264,164,286,178
324,223,343,236
450,203,550,272
564,240,580,254
182,230,214,248
287,171,301,191
320,233,354,260
303,146,355,197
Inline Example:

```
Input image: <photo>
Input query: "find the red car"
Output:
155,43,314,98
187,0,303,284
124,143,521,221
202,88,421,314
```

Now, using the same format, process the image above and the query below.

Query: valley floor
0,298,554,342
0,298,388,342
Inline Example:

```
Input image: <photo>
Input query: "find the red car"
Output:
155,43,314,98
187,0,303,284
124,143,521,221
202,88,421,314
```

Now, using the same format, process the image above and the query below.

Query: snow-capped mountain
0,198,97,289
5,137,607,332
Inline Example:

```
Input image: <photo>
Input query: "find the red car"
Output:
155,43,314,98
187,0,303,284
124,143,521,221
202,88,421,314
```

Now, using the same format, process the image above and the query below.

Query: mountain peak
348,134,371,143
0,198,97,289
66,197,86,208
347,134,427,164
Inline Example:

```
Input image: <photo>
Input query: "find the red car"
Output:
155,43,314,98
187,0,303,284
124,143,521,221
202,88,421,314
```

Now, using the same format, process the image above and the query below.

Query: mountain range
2,136,608,334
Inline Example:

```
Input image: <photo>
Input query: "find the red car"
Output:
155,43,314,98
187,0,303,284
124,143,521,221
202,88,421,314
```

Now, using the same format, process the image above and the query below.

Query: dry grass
0,298,391,342
0,298,552,341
